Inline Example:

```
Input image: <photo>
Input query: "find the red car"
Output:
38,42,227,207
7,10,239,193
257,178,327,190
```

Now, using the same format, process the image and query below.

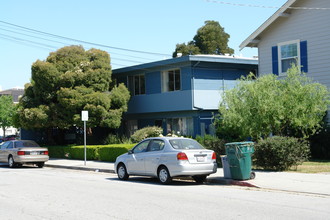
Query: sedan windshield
169,139,204,150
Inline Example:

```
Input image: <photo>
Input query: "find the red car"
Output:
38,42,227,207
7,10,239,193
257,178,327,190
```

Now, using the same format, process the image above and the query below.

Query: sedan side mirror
128,150,133,155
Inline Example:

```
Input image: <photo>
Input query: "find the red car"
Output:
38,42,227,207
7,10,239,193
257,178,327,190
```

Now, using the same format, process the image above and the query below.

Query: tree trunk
2,126,6,139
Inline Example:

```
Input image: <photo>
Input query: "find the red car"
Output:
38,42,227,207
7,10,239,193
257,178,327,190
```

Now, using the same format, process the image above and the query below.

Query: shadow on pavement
106,176,206,186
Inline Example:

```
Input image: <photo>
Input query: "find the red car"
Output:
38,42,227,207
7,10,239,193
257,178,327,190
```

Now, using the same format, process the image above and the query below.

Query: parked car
4,135,17,141
0,140,49,168
114,137,217,184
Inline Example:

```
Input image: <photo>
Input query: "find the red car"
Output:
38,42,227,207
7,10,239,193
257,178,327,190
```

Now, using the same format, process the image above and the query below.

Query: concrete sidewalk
45,158,330,196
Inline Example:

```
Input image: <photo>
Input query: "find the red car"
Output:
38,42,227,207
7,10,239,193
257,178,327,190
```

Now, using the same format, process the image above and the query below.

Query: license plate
30,152,39,155
196,156,205,162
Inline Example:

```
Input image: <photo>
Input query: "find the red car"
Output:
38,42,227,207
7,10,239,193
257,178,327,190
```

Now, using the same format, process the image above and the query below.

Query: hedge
254,136,310,171
47,144,135,162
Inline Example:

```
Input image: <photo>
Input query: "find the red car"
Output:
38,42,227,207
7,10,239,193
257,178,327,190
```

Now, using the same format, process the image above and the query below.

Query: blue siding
127,90,192,114
146,71,161,94
181,66,192,90
193,68,250,109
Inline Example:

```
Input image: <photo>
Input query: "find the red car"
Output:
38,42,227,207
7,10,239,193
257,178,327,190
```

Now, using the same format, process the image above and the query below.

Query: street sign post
81,111,88,166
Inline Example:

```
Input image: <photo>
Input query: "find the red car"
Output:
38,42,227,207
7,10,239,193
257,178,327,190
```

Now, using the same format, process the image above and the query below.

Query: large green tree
0,95,15,137
218,65,329,140
173,20,234,57
15,46,130,134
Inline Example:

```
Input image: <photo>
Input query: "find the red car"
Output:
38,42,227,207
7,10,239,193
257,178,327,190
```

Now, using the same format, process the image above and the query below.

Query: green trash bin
225,141,255,180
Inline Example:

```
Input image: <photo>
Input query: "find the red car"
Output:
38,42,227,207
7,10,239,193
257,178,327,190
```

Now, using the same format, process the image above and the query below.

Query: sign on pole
82,111,88,166
82,110,89,121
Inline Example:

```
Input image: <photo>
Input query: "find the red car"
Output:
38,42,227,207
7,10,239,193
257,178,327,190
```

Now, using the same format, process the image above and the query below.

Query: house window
278,40,300,74
162,69,181,92
166,117,193,136
128,75,145,96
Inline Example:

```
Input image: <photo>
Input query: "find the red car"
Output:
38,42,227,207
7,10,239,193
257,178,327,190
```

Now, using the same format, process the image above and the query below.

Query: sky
0,0,288,91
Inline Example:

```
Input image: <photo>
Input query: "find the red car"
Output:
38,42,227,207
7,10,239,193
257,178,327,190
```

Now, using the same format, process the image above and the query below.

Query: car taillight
212,152,216,160
44,151,49,155
17,151,25,155
177,152,188,160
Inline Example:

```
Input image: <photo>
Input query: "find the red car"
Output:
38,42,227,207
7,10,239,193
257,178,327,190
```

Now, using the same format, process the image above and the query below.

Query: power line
0,35,54,51
0,26,157,62
0,33,56,50
0,27,68,46
0,22,167,67
205,0,330,10
0,20,171,57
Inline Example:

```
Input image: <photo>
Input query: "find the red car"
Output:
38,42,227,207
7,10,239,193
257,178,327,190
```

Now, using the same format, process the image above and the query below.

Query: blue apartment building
113,55,258,137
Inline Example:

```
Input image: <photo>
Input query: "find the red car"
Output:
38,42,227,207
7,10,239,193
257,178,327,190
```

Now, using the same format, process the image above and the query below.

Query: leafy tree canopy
15,45,130,130
173,20,234,57
218,65,330,140
0,95,15,137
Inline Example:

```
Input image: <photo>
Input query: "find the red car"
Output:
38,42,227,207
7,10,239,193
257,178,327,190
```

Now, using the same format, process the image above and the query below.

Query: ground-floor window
166,117,193,137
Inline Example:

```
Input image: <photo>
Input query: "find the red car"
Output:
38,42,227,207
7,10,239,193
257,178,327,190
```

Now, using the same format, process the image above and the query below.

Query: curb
207,177,259,188
45,164,115,174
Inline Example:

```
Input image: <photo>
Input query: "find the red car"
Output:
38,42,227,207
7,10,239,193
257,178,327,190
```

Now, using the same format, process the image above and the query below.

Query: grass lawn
288,160,330,173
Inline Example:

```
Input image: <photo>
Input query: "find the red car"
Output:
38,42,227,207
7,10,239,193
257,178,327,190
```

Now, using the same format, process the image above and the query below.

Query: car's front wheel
117,163,129,180
158,166,172,184
8,156,16,168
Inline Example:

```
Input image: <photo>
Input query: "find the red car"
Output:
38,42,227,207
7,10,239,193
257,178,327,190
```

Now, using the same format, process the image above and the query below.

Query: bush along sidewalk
47,144,135,162
254,136,310,171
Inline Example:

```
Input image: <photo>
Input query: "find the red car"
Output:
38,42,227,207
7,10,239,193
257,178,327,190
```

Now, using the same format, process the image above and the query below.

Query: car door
0,142,9,162
0,142,12,162
126,140,150,175
144,139,165,175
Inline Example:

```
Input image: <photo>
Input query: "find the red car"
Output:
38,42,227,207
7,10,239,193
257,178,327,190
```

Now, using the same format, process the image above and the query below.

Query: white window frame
161,69,181,92
277,39,301,75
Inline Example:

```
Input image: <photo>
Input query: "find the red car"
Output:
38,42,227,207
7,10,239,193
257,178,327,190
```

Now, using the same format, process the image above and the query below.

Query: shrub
69,146,99,160
46,144,135,162
195,135,226,166
47,146,72,158
254,136,310,171
131,126,163,142
309,127,330,159
101,134,123,145
98,144,134,162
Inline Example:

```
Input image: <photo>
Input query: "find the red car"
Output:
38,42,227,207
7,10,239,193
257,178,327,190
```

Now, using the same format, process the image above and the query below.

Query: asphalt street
0,166,329,220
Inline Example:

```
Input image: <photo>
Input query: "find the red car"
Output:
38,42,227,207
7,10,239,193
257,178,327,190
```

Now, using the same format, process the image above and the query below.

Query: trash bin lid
225,141,254,146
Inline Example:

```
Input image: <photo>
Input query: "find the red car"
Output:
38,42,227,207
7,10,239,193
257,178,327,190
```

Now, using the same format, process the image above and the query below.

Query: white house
240,0,330,119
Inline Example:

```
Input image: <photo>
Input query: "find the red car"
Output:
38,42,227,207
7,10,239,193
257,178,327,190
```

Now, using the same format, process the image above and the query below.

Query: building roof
239,0,297,49
113,54,258,74
0,88,24,103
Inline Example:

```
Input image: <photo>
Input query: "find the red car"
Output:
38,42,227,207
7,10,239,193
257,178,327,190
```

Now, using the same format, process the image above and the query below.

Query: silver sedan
0,140,49,168
114,137,217,184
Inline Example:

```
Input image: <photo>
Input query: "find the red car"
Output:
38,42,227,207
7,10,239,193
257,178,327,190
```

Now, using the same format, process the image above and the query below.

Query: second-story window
278,40,300,75
128,74,145,96
162,69,181,92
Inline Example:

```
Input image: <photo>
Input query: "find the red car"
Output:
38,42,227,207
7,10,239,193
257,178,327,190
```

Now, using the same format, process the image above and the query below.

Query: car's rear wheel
37,162,45,168
8,156,16,168
158,166,172,184
117,163,129,180
192,175,207,184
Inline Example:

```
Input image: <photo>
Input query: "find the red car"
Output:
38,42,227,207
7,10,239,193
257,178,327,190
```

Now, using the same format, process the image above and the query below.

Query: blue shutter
300,41,308,73
272,46,279,75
